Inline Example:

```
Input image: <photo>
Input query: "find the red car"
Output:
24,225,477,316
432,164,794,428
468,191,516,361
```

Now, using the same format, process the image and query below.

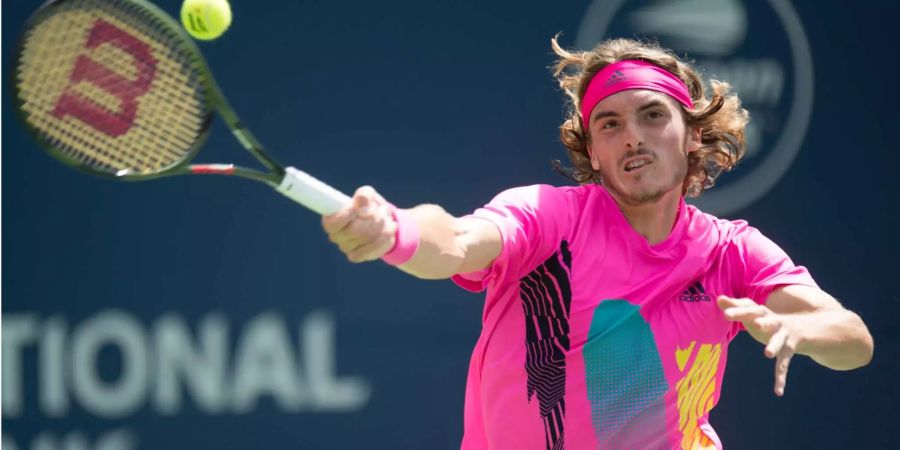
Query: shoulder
492,183,590,199
685,205,757,242
688,207,787,260
488,183,592,211
680,206,787,264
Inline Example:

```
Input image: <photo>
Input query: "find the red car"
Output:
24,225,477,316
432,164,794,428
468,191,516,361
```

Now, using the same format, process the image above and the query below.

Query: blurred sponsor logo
3,310,371,450
576,0,814,215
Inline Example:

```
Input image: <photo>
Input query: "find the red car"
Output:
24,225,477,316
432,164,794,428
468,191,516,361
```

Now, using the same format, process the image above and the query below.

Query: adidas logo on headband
604,70,626,86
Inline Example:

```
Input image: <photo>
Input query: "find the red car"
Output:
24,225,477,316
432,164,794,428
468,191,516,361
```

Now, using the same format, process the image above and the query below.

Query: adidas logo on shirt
680,281,712,302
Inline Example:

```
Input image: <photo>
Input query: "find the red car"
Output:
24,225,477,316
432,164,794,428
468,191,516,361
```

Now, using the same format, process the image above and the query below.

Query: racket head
13,0,217,180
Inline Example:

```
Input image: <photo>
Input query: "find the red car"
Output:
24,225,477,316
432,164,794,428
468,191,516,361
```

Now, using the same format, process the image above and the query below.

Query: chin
607,185,664,206
626,190,666,205
609,179,674,205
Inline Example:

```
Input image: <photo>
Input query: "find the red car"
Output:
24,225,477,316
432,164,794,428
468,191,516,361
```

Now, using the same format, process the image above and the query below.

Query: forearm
396,204,498,280
793,308,874,370
322,187,500,278
393,204,465,279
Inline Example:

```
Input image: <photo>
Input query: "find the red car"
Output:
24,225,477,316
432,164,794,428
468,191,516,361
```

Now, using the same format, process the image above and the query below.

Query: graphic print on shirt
583,300,668,448
675,341,722,450
519,240,572,450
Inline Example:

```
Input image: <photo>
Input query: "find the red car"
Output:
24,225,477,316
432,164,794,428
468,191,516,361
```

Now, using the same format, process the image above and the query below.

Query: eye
647,110,665,119
601,120,619,130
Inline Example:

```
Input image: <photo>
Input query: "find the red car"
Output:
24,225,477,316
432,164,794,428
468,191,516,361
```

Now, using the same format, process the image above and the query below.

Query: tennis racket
13,0,351,215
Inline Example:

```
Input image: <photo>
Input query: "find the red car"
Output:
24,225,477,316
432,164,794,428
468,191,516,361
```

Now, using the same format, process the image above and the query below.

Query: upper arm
455,216,503,273
449,185,575,290
725,223,818,304
765,284,844,315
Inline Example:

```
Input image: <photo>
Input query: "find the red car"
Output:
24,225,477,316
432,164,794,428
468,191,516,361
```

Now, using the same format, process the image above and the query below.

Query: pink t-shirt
451,184,817,450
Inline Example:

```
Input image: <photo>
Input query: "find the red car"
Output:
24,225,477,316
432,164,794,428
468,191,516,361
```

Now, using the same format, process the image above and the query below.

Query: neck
612,188,682,245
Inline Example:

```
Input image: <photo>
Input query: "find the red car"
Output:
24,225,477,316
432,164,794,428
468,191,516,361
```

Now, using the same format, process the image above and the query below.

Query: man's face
586,90,700,206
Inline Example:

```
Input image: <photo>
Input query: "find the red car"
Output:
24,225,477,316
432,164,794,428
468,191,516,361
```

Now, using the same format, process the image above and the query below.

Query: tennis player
321,38,873,449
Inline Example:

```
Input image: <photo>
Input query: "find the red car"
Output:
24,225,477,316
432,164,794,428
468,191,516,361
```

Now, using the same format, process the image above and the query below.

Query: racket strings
19,6,125,172
17,0,208,176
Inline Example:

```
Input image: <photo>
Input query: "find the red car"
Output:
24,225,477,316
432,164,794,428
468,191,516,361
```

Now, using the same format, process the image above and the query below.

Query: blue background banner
4,1,898,449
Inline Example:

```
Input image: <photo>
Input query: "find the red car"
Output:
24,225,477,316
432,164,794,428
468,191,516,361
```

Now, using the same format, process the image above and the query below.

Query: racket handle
276,167,351,215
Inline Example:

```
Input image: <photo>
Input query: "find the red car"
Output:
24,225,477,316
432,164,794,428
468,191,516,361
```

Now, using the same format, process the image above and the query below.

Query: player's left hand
717,295,802,397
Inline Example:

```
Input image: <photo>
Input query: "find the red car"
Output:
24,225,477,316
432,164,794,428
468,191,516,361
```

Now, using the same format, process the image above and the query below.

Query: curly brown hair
551,37,749,197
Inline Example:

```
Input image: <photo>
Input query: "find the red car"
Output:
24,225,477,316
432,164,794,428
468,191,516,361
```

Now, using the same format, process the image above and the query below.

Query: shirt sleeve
726,221,819,305
451,184,575,292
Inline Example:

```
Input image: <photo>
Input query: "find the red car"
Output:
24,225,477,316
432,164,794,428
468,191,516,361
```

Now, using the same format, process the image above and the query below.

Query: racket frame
13,0,285,187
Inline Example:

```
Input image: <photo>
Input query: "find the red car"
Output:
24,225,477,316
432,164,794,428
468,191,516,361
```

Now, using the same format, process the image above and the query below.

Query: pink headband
580,60,694,128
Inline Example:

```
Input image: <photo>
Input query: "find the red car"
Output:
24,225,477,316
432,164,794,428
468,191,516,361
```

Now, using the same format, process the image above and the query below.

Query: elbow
851,313,875,369
827,314,875,371
809,311,874,371
833,336,874,371
399,244,468,281
856,328,875,369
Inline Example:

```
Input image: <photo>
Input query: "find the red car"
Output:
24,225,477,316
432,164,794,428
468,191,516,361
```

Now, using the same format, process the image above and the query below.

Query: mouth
623,157,653,173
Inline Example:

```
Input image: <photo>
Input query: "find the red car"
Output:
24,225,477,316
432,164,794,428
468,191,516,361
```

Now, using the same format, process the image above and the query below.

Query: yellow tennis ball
181,0,232,41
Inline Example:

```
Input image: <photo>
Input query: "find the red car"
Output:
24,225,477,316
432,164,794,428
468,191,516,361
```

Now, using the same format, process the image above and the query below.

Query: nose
621,120,644,149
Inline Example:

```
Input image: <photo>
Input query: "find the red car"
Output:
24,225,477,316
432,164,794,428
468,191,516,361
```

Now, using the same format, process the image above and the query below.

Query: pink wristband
381,206,420,266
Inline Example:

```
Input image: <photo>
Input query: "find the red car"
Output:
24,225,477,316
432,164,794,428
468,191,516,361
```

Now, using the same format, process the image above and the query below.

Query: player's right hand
322,186,397,263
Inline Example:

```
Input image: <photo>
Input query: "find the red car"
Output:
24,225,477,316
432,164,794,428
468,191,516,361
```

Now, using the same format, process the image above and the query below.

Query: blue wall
4,1,898,449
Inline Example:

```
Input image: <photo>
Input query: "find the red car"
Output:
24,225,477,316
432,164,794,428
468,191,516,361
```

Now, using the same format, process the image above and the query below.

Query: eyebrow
591,99,666,124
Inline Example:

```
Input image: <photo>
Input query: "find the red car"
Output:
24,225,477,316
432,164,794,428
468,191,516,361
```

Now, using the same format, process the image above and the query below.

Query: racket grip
276,167,351,215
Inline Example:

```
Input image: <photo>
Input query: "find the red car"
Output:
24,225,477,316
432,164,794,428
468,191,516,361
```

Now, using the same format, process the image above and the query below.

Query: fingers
321,205,356,235
359,185,388,210
773,344,795,397
321,186,397,263
346,230,396,263
717,296,761,321
765,326,789,358
322,186,384,230
769,323,798,397
717,295,755,310
353,186,376,218
719,293,798,397
718,297,783,336
334,217,383,252
752,314,783,335
721,304,767,323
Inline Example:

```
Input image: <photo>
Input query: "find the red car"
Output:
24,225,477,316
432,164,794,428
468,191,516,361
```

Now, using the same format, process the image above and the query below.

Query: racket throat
190,164,236,175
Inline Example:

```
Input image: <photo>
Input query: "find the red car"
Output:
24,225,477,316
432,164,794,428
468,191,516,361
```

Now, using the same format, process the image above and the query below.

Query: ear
587,141,601,171
687,127,702,153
